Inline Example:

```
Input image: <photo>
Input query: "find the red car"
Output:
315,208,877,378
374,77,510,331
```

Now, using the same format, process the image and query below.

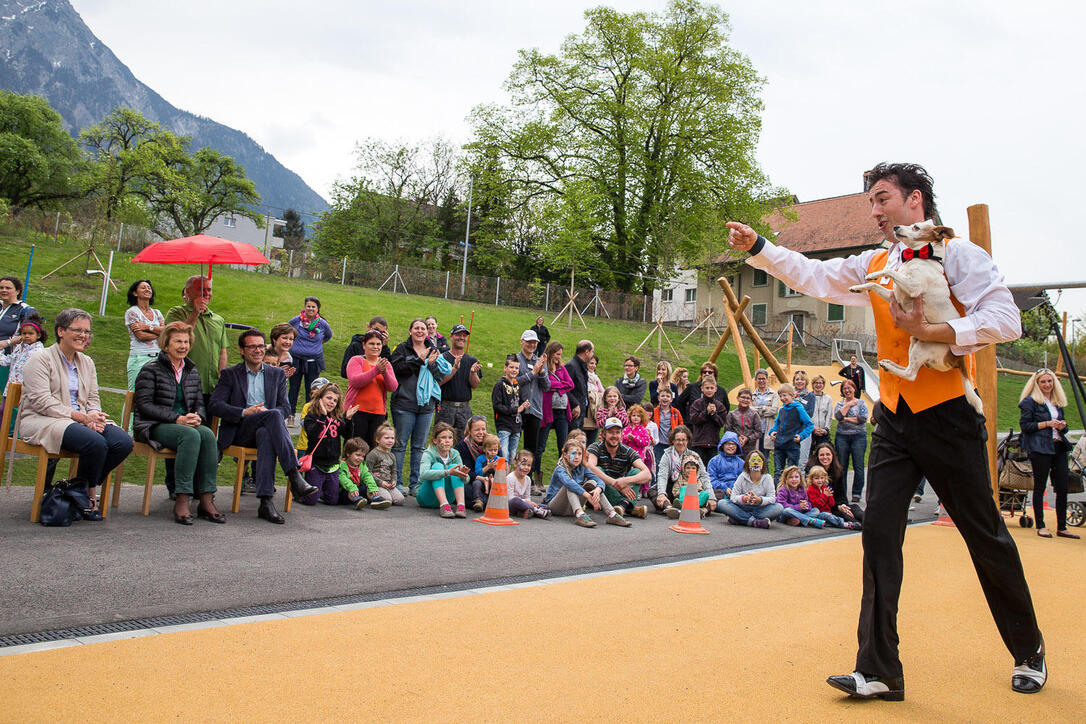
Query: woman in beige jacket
17,309,133,515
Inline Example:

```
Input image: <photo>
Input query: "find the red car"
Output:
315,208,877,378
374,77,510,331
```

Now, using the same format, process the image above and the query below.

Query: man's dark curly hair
864,162,938,221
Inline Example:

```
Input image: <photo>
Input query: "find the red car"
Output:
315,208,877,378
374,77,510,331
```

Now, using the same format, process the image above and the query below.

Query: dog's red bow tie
901,244,936,261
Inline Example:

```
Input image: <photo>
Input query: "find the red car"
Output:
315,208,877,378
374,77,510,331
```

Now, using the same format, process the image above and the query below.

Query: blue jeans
391,408,433,494
814,510,848,527
719,500,783,523
538,415,569,464
497,430,520,462
60,422,133,489
773,446,799,485
836,433,867,499
780,506,819,525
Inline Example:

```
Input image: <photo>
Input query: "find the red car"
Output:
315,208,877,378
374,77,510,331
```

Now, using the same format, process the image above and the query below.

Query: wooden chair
208,417,291,513
110,391,176,515
0,383,113,523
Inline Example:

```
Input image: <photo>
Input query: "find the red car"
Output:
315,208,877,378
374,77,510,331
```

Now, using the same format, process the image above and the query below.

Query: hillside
0,0,327,216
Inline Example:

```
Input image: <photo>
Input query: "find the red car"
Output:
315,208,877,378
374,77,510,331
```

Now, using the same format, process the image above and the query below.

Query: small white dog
849,220,982,414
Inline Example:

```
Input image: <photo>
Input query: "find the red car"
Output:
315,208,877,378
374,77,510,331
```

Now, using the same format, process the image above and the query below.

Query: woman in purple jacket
287,296,334,415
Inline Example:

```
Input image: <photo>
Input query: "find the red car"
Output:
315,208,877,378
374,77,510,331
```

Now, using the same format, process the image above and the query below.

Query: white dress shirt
745,235,1021,356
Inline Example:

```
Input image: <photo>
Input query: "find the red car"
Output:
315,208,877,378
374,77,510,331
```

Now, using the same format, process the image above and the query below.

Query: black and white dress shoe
826,671,905,701
1012,642,1046,694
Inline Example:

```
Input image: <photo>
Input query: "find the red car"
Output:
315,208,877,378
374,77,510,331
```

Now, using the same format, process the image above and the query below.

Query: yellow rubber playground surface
2,523,1081,722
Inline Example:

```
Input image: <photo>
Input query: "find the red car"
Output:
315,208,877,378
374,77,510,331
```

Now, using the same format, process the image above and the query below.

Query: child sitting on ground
776,465,844,529
338,437,392,510
805,465,860,530
720,451,782,528
294,376,330,458
622,404,657,495
506,450,551,519
299,382,356,505
473,433,502,509
707,430,744,501
366,423,405,506
417,422,471,518
665,451,716,519
768,383,813,485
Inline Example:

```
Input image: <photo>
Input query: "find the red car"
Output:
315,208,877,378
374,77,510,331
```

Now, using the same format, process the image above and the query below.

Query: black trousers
522,414,542,476
350,410,387,450
1029,442,1069,531
232,409,298,498
858,397,1041,679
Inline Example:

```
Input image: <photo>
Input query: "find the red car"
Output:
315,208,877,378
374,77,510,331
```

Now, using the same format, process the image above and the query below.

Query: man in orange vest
726,163,1045,700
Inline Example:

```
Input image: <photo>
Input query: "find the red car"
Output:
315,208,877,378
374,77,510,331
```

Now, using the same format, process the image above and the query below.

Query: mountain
0,0,327,218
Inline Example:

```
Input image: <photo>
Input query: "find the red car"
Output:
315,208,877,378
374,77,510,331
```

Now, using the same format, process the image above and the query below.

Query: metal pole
53,212,60,243
545,283,550,311
643,295,648,323
341,257,347,285
23,245,34,303
116,222,124,252
495,276,500,306
98,250,114,316
263,213,271,256
445,270,450,299
460,176,473,297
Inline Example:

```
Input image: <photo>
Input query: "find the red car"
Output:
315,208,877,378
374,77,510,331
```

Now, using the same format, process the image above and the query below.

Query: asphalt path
0,479,939,637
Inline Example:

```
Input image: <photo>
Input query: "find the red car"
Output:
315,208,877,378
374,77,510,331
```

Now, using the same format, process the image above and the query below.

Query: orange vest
865,245,975,414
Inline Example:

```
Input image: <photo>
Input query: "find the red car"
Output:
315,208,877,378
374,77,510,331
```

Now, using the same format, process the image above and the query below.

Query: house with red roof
652,191,882,347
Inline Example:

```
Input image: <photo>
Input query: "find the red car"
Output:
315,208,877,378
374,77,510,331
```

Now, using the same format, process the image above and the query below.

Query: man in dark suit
210,328,317,524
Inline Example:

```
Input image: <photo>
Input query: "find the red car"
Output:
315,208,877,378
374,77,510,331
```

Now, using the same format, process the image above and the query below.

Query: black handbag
39,478,93,527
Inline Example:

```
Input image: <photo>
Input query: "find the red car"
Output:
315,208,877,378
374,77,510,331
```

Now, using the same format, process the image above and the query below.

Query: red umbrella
131,234,270,278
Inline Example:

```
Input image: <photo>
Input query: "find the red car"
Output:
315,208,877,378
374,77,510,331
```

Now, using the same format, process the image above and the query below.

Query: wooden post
967,204,1000,508
708,296,749,364
723,303,752,389
716,277,787,383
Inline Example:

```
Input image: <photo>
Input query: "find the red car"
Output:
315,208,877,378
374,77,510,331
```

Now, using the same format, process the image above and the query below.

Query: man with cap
516,329,550,478
586,417,650,520
434,323,482,433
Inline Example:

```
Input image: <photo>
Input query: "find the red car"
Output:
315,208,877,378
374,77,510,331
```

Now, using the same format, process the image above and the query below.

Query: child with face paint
542,439,630,528
718,451,783,528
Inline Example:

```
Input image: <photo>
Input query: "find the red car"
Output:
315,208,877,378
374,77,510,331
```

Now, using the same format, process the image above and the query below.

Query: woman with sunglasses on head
1018,369,1079,539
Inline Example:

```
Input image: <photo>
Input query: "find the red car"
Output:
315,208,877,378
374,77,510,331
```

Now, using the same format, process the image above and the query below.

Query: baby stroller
997,430,1035,526
997,430,1086,528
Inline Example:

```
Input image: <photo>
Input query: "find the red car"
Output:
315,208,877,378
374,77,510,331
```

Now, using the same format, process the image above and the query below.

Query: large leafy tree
81,108,260,237
79,107,184,223
0,91,86,209
141,146,262,239
468,0,781,292
313,137,464,266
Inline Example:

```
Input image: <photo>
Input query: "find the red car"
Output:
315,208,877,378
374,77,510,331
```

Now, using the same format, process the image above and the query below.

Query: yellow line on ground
0,525,1081,723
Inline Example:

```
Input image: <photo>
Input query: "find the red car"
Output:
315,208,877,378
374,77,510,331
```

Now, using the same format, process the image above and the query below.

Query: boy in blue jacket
768,383,813,485
708,430,745,501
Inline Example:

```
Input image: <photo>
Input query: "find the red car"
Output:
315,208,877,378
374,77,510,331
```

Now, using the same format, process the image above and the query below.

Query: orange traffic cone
933,501,955,527
669,470,709,535
475,457,519,526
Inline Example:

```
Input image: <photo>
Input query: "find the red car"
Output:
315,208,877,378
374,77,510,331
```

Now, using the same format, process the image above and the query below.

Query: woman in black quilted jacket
133,321,223,525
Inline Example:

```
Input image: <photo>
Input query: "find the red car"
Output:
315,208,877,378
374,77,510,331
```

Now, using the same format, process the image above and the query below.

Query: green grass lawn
2,230,1080,495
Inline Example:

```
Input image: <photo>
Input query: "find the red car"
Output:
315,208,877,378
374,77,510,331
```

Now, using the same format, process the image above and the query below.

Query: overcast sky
70,0,1086,320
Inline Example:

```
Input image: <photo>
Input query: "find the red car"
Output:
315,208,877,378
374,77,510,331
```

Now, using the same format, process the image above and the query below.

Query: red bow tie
900,244,935,261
